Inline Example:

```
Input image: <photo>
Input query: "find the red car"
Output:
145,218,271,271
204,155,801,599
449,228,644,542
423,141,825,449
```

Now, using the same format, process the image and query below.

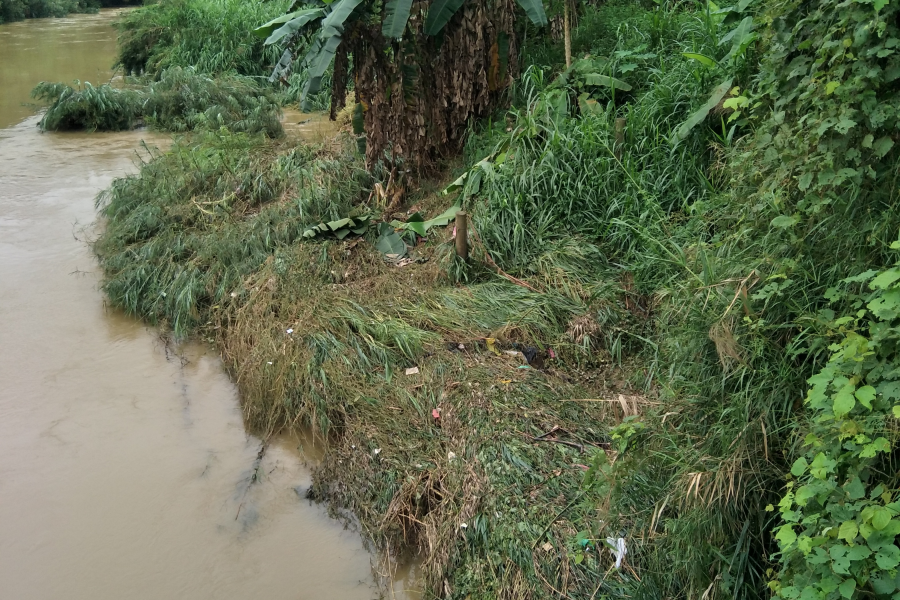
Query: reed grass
32,67,284,136
114,0,290,77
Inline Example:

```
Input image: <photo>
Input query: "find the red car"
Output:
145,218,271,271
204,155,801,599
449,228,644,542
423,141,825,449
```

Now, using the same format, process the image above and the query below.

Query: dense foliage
773,263,900,600
257,0,548,170
85,0,900,598
114,0,288,76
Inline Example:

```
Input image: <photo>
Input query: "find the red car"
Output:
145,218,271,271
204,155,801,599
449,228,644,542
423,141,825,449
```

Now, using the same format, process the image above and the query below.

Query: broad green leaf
320,0,364,33
838,579,856,599
893,405,900,418
833,383,856,417
775,524,797,548
798,171,814,190
855,385,877,408
874,507,894,530
382,0,414,39
835,117,857,134
723,17,757,63
845,477,866,500
791,457,809,476
847,545,872,561
424,204,461,228
868,288,900,319
825,81,840,94
871,576,897,595
424,0,465,35
838,520,859,541
810,452,837,479
871,268,900,290
771,215,800,228
300,34,343,110
442,171,468,195
874,136,895,158
582,73,633,91
375,224,407,256
672,78,733,143
514,0,548,27
876,544,900,569
683,52,717,68
263,9,325,45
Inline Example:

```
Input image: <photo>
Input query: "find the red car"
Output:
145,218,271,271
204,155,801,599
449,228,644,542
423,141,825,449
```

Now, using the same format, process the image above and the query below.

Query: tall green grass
114,0,289,76
32,67,284,136
94,131,372,335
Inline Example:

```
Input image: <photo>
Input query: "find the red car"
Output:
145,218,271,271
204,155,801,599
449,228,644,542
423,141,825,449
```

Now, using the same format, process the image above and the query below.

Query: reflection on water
0,11,416,600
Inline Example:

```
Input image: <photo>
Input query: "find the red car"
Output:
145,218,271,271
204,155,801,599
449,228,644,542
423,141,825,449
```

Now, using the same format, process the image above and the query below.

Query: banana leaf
382,0,414,38
303,215,370,239
583,74,632,91
299,0,364,109
514,0,547,27
254,8,323,40
671,77,733,144
263,9,325,46
424,0,465,35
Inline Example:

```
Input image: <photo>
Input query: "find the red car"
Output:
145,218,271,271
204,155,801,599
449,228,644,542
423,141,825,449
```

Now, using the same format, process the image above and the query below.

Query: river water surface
0,11,412,599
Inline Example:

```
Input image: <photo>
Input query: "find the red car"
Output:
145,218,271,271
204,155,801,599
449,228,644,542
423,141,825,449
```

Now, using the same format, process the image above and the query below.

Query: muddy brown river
0,10,415,599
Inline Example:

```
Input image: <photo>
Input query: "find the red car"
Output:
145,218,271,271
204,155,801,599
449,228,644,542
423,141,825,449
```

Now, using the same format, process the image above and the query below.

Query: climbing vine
738,0,900,220
772,257,900,599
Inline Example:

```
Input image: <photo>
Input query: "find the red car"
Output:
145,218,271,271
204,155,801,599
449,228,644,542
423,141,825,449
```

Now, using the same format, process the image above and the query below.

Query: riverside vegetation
0,0,139,24
36,0,900,597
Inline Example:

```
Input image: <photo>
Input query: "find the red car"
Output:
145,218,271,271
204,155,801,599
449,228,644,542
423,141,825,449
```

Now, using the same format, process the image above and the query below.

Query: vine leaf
874,136,895,158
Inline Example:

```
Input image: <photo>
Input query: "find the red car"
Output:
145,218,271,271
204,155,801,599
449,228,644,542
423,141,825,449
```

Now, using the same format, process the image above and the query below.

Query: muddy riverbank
0,11,416,599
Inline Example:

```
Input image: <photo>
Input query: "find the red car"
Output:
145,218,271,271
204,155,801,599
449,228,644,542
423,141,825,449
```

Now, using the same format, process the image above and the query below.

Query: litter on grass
606,537,627,569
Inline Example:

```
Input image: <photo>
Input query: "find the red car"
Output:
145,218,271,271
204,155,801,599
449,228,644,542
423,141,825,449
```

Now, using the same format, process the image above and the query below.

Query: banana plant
256,0,549,110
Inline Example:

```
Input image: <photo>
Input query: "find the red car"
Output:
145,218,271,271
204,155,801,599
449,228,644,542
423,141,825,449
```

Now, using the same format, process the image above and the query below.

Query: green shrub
772,261,900,599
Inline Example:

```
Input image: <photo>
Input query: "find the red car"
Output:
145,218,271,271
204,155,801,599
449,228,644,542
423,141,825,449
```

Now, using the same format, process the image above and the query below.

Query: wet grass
32,67,284,136
92,120,655,596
